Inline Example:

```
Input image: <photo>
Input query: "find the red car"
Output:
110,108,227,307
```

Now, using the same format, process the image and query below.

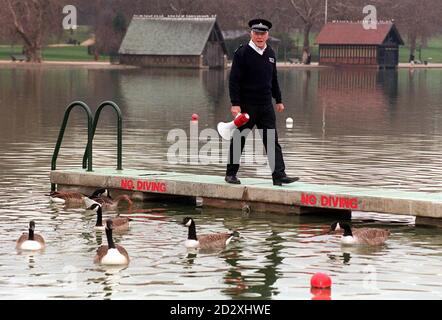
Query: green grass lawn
0,45,109,62
398,37,442,63
48,25,93,45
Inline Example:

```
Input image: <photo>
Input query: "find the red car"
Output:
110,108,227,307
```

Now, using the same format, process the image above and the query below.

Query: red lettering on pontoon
301,193,358,209
120,179,166,193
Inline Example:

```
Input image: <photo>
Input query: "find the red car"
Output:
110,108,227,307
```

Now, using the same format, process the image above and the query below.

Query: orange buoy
310,272,332,289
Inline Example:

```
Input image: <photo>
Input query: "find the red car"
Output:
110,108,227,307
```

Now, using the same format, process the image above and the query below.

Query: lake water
0,65,442,299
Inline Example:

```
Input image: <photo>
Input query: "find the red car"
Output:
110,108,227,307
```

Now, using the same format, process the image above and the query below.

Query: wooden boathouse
119,15,228,69
315,21,404,68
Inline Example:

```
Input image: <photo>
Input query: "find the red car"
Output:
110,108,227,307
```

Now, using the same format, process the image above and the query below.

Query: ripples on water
0,67,442,299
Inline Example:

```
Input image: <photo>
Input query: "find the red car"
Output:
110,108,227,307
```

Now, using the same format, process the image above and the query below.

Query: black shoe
273,176,300,186
225,175,241,184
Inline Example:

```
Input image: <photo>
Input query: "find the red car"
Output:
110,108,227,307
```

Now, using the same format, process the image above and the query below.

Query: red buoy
310,272,332,289
191,113,199,121
310,287,332,300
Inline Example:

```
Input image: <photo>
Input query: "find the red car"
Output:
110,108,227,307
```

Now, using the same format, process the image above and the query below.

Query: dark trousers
226,103,286,179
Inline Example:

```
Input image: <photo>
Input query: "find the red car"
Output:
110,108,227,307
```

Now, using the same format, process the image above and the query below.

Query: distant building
119,15,227,68
222,30,281,60
315,21,404,68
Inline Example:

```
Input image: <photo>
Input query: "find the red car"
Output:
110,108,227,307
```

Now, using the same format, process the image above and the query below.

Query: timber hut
315,21,404,68
119,15,227,69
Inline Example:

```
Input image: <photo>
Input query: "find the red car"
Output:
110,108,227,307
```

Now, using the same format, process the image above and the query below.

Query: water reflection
316,68,398,137
2,66,442,299
328,252,352,265
184,252,198,266
310,287,332,300
119,69,227,129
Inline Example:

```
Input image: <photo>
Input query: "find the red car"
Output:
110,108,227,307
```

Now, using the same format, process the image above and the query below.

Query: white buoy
286,117,294,129
195,197,203,207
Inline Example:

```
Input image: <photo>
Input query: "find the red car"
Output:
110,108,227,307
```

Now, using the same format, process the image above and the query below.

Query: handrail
82,101,123,171
51,101,93,191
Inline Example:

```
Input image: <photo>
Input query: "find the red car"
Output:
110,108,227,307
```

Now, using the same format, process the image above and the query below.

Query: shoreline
2,60,442,70
0,60,137,69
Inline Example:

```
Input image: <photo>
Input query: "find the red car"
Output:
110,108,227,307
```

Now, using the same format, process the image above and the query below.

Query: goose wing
94,245,109,263
16,233,28,247
116,195,133,206
116,245,130,262
98,196,114,204
354,228,390,245
16,233,45,247
198,232,233,248
34,233,46,246
112,217,130,230
50,191,85,200
89,197,108,206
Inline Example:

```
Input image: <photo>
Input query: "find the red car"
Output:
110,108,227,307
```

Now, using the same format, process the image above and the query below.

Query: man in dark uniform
225,18,299,186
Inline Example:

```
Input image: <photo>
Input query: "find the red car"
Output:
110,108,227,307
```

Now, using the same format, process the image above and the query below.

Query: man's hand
276,103,285,113
231,106,241,118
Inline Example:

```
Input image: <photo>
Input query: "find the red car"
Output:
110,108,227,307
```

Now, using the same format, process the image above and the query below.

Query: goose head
91,188,111,199
182,217,195,227
330,221,353,236
328,221,342,234
106,219,113,231
87,203,104,229
182,217,198,246
87,203,102,212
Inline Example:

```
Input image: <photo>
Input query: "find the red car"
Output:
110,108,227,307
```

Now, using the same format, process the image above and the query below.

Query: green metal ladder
51,101,123,191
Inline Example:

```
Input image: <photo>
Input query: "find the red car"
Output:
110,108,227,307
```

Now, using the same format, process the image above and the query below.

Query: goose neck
95,207,103,227
188,222,197,240
105,227,116,249
28,228,34,241
342,226,353,237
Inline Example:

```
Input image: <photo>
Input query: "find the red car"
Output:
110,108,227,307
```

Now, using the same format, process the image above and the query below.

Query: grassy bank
1,32,441,64
0,45,108,62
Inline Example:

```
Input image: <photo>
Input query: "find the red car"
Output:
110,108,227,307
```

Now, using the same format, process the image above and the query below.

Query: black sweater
229,44,282,106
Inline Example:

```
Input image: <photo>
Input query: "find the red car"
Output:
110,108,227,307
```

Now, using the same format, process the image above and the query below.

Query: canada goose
182,217,238,250
329,222,390,246
48,188,109,206
87,203,130,231
16,221,45,251
90,188,110,199
86,192,133,211
48,190,86,204
83,188,111,208
94,219,130,265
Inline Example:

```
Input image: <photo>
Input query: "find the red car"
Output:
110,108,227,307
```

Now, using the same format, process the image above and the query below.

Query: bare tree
0,0,63,62
388,0,442,61
287,0,324,64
